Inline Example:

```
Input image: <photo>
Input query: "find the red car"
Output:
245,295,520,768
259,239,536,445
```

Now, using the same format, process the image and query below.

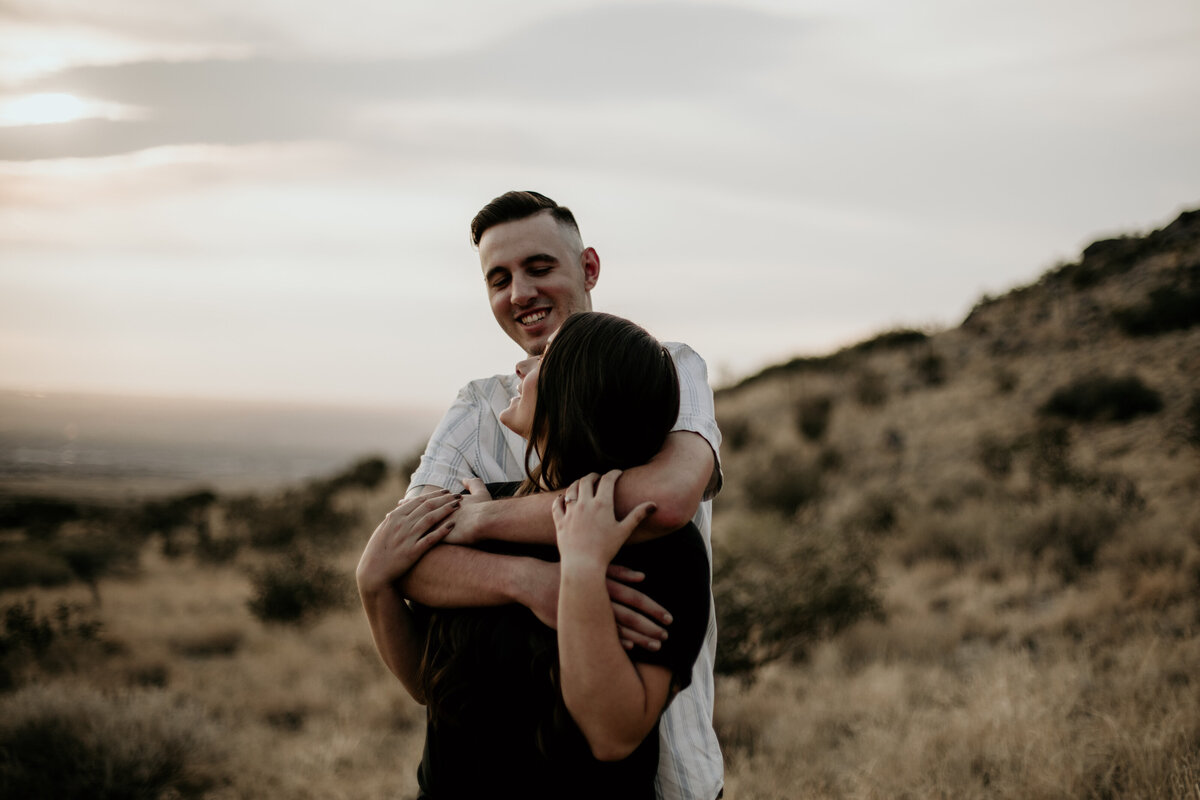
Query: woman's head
504,312,679,491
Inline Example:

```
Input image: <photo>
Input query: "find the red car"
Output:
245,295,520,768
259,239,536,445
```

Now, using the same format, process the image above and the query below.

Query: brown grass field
2,208,1199,798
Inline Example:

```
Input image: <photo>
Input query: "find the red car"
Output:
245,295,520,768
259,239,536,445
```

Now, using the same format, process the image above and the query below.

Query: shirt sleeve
667,342,724,500
405,383,484,498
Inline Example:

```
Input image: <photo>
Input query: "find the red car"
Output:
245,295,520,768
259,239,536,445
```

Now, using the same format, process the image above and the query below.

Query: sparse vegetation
1040,373,1164,423
795,395,834,441
0,683,229,799
742,448,823,515
712,516,881,677
247,550,349,624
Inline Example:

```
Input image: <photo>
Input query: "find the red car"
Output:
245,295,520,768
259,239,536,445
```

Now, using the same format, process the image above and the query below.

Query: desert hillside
2,207,1198,798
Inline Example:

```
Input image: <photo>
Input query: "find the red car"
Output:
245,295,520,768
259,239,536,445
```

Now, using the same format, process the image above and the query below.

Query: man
400,191,724,800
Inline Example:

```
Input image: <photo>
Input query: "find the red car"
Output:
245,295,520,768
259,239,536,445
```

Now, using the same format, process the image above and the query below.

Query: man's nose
509,273,537,306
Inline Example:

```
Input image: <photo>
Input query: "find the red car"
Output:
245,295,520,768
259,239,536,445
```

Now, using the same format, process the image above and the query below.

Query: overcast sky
2,0,1198,411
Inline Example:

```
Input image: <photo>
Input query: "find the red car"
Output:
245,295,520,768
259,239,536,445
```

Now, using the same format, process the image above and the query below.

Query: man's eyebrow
520,253,559,267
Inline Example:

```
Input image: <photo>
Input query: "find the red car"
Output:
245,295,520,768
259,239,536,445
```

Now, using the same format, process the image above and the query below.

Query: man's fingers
616,622,663,651
608,584,672,630
605,564,645,584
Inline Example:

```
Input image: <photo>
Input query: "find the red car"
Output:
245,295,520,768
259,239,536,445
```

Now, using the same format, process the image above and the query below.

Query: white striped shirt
407,341,724,800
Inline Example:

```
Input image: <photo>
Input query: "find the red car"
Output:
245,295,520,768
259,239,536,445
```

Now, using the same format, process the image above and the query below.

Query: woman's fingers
619,500,658,534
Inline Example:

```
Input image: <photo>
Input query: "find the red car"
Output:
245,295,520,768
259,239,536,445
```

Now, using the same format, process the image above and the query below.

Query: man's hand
515,558,671,651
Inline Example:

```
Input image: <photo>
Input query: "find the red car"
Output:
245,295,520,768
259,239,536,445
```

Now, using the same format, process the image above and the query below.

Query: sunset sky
2,0,1198,411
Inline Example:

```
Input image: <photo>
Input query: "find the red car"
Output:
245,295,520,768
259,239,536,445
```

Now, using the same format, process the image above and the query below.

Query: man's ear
581,247,600,291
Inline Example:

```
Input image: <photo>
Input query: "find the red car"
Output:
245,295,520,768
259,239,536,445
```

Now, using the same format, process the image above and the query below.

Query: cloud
0,3,805,161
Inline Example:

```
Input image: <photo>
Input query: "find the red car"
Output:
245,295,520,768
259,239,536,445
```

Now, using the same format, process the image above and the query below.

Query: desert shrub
1016,494,1123,581
977,433,1014,478
742,448,823,516
129,490,217,541
712,516,881,677
324,455,390,492
899,515,989,566
911,349,946,387
0,683,229,799
1112,268,1200,336
0,600,104,691
1039,374,1163,423
853,368,888,406
247,550,349,624
168,628,243,659
55,531,140,602
795,395,834,441
1187,393,1200,447
1028,423,1075,487
0,495,88,539
842,489,901,535
993,365,1019,394
230,481,359,551
719,413,753,452
0,545,74,591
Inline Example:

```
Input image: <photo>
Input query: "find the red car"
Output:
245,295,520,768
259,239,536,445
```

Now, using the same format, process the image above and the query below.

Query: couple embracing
357,191,724,800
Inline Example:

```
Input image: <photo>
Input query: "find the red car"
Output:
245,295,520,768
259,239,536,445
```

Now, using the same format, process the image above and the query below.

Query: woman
357,312,710,799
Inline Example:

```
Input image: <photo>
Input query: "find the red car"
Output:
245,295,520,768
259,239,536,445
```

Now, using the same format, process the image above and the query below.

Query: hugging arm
356,491,457,702
554,472,676,760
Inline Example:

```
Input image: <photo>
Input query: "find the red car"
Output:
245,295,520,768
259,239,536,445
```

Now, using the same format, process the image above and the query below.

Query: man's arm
446,430,715,546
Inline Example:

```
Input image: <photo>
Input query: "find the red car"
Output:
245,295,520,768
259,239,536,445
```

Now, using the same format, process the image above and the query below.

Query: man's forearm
456,432,714,546
396,542,546,609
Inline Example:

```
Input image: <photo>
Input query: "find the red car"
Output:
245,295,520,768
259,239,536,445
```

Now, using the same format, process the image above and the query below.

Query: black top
415,483,710,800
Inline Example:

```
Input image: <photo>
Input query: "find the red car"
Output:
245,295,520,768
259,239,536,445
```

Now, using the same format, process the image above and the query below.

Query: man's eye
490,276,510,289
528,267,551,276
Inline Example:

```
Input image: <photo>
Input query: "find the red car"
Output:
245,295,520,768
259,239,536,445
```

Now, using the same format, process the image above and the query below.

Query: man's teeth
519,310,549,325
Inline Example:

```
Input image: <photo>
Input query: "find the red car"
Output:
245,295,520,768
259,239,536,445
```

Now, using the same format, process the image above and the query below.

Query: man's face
478,211,598,356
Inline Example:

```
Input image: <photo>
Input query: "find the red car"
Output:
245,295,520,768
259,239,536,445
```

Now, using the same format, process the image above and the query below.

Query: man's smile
518,308,550,326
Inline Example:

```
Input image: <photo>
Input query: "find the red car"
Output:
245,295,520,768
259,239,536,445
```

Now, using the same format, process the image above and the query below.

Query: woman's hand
356,489,459,596
552,471,657,571
439,477,491,545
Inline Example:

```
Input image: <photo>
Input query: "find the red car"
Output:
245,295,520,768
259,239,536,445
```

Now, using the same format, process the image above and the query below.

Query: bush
247,551,349,624
1112,268,1200,336
912,349,946,387
742,449,823,516
795,395,834,441
713,517,881,677
55,532,141,602
324,455,391,492
0,600,104,691
1186,393,1200,447
1039,374,1164,423
0,683,229,799
718,414,753,453
235,485,360,550
0,546,74,591
0,495,89,539
1016,495,1123,581
853,368,888,407
977,433,1015,479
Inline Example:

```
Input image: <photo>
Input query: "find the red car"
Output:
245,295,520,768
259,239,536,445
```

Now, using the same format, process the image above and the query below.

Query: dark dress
415,484,711,800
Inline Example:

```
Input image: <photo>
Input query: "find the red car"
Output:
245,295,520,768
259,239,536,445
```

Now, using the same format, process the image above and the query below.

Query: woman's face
499,354,541,438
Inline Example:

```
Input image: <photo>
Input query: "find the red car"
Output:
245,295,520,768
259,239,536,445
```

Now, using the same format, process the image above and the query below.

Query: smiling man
397,191,724,800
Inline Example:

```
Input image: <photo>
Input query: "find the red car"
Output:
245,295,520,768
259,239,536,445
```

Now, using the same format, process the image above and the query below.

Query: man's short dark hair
470,191,580,247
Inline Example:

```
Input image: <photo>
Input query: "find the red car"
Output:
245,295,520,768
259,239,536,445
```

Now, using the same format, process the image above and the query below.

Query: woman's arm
553,471,674,760
356,490,458,702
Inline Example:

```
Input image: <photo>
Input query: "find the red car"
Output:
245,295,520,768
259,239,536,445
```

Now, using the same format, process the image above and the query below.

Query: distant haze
0,389,440,493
